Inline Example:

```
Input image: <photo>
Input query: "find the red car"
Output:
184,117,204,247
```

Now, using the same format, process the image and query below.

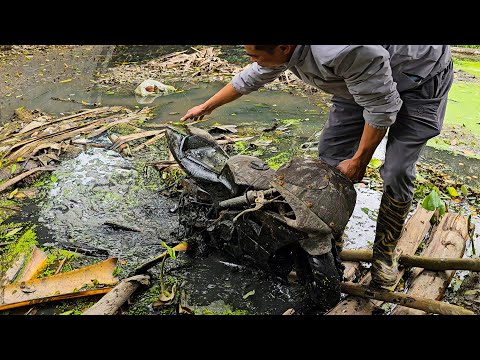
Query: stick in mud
339,249,480,272
133,242,189,275
43,240,110,258
103,221,142,232
341,282,475,315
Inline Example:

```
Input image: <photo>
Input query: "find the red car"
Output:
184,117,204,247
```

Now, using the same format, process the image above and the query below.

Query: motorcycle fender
298,234,333,256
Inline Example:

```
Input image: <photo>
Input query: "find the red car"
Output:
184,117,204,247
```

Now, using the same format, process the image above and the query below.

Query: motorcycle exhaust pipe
217,188,278,209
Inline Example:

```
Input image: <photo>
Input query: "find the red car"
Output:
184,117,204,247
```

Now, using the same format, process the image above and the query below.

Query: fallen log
82,274,150,315
341,282,475,315
392,212,469,315
339,249,480,271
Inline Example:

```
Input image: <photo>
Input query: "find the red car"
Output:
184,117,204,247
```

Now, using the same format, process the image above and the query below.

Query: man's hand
180,104,212,122
336,158,368,183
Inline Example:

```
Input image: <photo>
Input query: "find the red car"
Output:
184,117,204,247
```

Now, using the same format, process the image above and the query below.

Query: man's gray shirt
231,45,451,129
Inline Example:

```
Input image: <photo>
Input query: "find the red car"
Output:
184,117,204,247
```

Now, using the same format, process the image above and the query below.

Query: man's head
244,45,296,68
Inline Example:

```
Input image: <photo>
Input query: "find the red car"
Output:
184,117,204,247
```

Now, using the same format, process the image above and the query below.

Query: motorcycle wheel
296,250,341,311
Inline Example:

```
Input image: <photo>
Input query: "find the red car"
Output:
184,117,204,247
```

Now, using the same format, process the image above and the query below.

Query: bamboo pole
339,249,480,271
341,282,475,315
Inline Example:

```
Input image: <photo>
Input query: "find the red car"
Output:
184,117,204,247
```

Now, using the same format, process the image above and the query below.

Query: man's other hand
336,158,367,183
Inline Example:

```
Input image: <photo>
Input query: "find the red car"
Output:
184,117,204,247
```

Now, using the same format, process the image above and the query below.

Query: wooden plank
327,205,434,315
343,261,363,282
391,212,469,315
0,258,118,311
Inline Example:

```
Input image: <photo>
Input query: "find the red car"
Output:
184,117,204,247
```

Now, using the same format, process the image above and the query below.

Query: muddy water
3,45,480,314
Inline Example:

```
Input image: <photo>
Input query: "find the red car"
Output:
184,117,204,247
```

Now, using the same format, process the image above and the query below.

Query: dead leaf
59,78,73,83
282,308,295,315
152,283,177,308
159,283,177,302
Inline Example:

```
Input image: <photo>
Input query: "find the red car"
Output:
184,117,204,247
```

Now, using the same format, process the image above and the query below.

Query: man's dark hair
253,45,279,54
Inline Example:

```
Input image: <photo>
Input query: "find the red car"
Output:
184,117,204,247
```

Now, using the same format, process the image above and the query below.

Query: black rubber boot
370,192,411,290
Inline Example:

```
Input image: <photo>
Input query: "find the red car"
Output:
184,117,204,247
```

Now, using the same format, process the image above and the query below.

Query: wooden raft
327,206,470,315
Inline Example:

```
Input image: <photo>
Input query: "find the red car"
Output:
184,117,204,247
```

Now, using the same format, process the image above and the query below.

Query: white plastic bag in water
134,79,176,97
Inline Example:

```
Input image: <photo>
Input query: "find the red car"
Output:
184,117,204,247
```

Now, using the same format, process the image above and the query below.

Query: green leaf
59,309,81,315
161,241,176,259
167,248,176,259
361,207,370,215
446,186,459,197
8,188,18,199
422,189,445,216
242,290,255,299
105,91,115,95
461,184,468,197
59,310,75,315
367,158,382,169
10,164,16,175
5,227,22,237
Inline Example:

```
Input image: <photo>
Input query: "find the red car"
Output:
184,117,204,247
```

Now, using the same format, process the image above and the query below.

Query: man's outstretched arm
181,61,286,122
180,83,242,121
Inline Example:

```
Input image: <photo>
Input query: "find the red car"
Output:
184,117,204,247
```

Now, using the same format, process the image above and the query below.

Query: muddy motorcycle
165,125,356,310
